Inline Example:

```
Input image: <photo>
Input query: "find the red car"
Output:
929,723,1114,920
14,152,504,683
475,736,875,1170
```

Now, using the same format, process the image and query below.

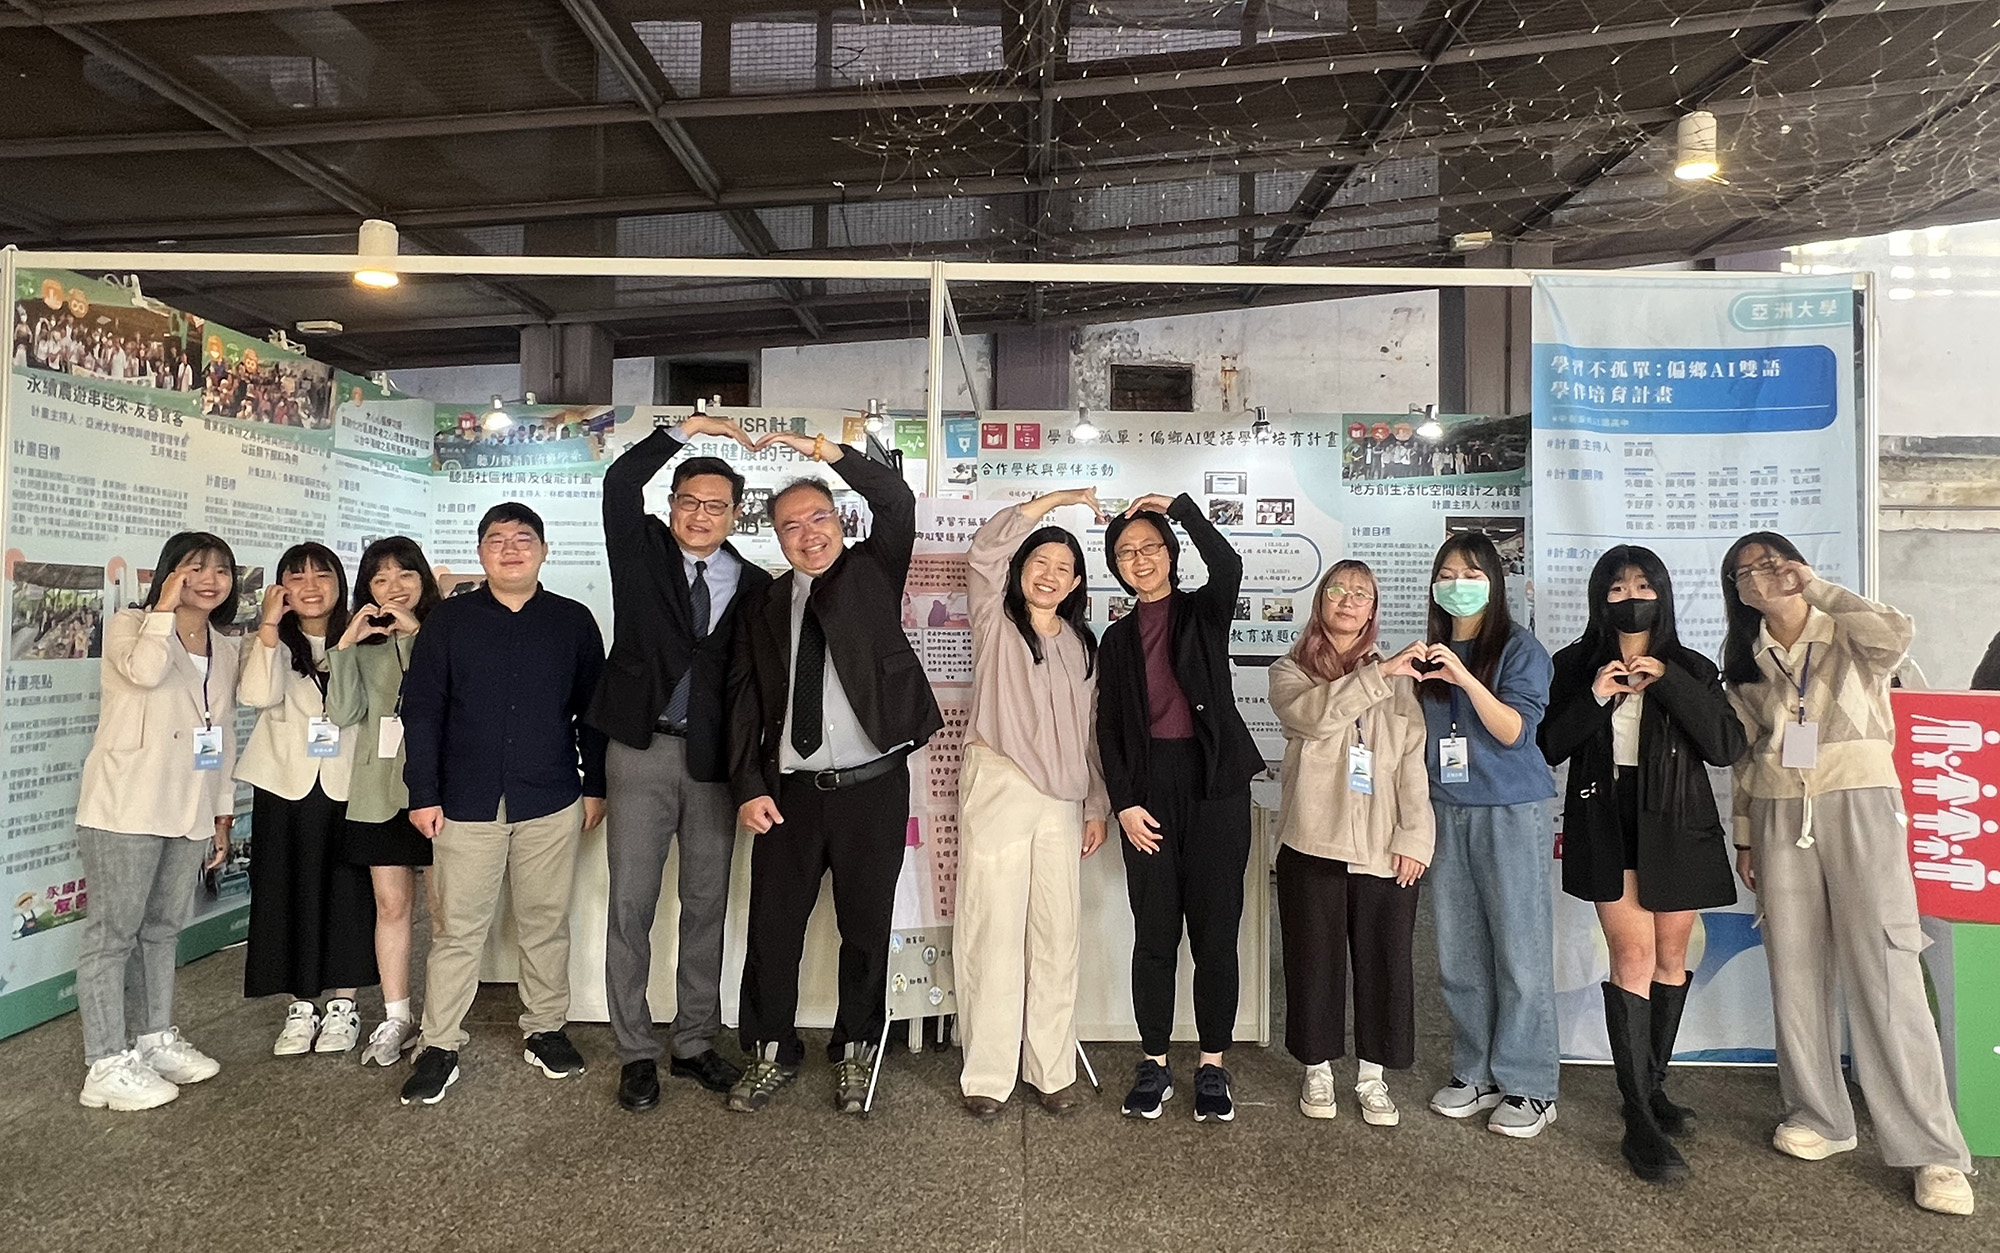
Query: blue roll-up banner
1531,275,1864,1063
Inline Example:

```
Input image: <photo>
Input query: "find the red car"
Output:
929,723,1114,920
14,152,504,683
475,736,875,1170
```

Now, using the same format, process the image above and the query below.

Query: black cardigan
1538,641,1746,913
1095,493,1261,814
583,425,772,781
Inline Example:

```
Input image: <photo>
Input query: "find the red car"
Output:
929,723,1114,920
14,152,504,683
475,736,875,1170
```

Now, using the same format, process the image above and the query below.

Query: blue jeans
74,827,208,1064
1429,800,1560,1102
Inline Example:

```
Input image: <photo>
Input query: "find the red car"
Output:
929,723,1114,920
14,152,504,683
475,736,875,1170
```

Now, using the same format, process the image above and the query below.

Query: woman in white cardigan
237,542,373,1057
75,532,242,1112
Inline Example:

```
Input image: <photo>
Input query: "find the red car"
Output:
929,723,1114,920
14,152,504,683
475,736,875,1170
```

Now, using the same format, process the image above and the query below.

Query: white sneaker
1772,1122,1858,1161
79,1050,179,1111
137,1027,220,1085
315,999,361,1054
1299,1061,1337,1119
273,1000,319,1056
1355,1077,1401,1127
1914,1165,1976,1216
361,1018,419,1067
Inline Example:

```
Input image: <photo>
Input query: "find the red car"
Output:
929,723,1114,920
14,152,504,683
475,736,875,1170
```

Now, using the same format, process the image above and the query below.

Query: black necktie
663,560,709,727
791,600,826,757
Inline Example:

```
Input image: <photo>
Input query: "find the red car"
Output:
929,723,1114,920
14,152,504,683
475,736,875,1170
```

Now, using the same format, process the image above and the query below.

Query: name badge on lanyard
192,725,223,771
1438,691,1470,784
1773,643,1819,770
307,716,341,758
377,715,405,759
1348,719,1374,794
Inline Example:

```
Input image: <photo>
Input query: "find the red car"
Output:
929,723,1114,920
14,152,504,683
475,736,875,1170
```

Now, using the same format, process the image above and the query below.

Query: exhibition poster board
1532,273,1865,1063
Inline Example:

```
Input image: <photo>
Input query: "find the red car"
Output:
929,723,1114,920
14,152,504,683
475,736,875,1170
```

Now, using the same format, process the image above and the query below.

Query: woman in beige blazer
236,542,374,1058
75,532,241,1113
1269,559,1434,1127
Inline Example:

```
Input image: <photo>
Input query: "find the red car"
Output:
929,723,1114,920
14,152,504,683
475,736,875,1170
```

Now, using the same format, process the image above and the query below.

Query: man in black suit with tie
587,412,772,1113
725,430,943,1115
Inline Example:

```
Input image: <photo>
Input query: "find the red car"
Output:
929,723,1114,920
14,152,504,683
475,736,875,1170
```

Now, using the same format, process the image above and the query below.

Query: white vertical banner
1531,274,1864,1062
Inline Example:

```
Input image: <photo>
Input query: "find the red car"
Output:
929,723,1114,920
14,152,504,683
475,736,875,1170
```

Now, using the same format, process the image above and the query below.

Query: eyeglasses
479,534,541,553
671,494,735,518
1114,540,1168,563
1324,585,1375,603
1730,557,1781,585
777,508,838,540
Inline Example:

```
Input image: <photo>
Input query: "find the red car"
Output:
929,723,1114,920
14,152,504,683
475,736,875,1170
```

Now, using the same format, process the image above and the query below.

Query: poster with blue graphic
1532,274,1866,1063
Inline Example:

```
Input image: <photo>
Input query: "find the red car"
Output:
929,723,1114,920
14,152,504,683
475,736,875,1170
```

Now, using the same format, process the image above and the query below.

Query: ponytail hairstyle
272,542,349,679
1422,530,1513,700
1719,530,1806,685
1002,526,1097,678
1290,560,1380,682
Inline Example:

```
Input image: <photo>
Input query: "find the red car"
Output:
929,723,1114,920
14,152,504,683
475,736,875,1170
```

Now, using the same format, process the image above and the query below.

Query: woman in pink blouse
956,487,1111,1118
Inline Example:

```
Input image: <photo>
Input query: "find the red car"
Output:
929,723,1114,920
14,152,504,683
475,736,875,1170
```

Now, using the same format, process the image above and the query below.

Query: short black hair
1102,510,1180,596
477,501,545,543
672,456,745,504
769,477,835,518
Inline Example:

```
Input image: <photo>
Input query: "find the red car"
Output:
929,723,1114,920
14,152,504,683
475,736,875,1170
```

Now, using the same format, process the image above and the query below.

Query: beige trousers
956,745,1083,1100
420,798,583,1052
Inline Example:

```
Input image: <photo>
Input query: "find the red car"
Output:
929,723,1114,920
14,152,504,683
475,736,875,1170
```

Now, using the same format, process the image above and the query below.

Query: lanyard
389,634,410,717
1768,642,1814,725
1448,687,1464,738
179,625,214,728
1352,716,1366,749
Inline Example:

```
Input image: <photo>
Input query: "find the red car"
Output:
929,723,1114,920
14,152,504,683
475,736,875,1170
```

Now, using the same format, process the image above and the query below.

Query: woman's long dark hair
1719,530,1806,685
1422,530,1513,700
353,536,441,646
139,531,239,630
1004,526,1097,678
1102,510,1179,596
1580,545,1680,666
273,542,349,679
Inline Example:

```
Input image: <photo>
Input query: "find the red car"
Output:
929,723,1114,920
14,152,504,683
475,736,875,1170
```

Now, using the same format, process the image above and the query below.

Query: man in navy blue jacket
398,501,607,1106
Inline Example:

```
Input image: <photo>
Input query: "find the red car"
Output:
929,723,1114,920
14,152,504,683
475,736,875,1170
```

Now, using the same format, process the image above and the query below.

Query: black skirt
1616,768,1641,872
244,783,380,999
343,810,433,868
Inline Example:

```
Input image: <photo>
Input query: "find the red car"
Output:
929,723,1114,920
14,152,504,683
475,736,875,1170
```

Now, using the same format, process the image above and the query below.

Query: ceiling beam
1502,1,1840,241
552,0,821,338
0,0,410,27
4,1,555,320
0,105,651,160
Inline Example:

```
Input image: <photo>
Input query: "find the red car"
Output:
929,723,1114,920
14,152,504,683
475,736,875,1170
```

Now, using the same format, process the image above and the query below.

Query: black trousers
1274,844,1420,1069
738,760,910,1065
1121,738,1252,1056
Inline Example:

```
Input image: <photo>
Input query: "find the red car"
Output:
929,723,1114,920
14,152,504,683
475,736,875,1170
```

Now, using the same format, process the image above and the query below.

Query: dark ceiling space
3,0,1997,370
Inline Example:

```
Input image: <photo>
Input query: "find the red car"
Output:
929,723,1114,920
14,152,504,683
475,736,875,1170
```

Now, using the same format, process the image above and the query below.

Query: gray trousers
74,827,209,1064
604,734,738,1063
1750,788,1971,1170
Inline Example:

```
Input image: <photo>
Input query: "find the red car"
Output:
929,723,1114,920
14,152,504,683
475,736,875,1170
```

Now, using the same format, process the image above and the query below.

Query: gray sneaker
1429,1077,1503,1119
1487,1094,1558,1138
726,1043,797,1113
834,1041,877,1115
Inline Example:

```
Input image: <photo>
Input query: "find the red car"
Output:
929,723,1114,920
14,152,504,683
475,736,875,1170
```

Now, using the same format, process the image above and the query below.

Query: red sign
979,423,1008,449
1012,423,1042,450
1892,690,2000,924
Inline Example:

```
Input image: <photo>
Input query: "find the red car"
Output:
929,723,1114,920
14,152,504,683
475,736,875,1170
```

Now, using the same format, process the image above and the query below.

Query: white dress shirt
780,571,887,771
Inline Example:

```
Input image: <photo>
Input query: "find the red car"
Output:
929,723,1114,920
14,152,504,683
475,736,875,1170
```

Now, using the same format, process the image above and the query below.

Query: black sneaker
1121,1058,1174,1119
400,1047,459,1106
1193,1063,1235,1123
523,1030,586,1079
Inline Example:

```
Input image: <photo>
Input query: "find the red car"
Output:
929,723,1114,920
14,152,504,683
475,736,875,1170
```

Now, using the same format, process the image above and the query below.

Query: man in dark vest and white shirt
725,430,943,1115
588,412,772,1112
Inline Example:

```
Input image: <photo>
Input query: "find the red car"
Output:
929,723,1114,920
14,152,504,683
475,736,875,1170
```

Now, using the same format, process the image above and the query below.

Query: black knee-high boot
1603,983,1689,1183
1648,973,1694,1136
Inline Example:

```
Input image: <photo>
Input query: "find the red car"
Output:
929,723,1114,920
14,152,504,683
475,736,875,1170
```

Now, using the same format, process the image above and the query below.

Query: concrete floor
1,901,1991,1253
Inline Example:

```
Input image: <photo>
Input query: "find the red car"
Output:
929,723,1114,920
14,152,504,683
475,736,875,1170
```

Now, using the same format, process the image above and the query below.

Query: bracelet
812,434,826,462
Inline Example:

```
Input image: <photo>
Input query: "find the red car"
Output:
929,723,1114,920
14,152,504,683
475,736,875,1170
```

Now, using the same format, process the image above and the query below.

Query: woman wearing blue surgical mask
1539,545,1746,1184
1415,531,1560,1139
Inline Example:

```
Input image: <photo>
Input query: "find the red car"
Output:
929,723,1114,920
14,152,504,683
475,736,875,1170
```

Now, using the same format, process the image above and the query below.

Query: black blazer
1095,493,1261,814
584,425,772,782
1539,641,1746,913
1973,629,2000,690
727,450,943,805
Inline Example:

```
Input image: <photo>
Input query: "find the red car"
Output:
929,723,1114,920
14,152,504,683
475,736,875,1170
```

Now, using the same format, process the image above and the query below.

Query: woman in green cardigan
326,536,441,1067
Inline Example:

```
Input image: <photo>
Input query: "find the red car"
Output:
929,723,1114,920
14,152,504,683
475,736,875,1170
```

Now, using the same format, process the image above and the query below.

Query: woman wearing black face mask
1539,546,1746,1184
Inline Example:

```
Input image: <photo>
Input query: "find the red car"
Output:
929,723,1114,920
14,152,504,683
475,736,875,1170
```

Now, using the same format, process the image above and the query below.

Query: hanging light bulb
1414,403,1444,441
1673,111,1720,181
353,218,401,288
483,394,511,431
864,398,886,435
1073,404,1099,443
